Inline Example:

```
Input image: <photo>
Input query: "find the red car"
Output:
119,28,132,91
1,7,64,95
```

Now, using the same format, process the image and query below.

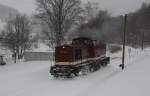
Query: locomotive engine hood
55,45,74,65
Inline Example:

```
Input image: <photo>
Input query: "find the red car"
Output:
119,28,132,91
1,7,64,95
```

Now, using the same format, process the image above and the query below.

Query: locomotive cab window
75,49,82,60
93,40,99,46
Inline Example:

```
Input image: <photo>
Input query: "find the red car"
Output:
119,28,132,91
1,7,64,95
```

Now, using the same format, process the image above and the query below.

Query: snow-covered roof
0,47,11,56
28,42,53,52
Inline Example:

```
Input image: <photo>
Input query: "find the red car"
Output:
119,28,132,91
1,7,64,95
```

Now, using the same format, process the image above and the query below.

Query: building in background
24,40,54,61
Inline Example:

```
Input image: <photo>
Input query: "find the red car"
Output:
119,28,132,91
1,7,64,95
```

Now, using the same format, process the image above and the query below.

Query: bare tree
36,0,83,46
126,2,150,48
1,14,32,63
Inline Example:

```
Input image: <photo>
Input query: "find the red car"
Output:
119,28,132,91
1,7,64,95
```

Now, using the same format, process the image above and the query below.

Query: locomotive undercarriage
50,57,110,78
50,65,80,78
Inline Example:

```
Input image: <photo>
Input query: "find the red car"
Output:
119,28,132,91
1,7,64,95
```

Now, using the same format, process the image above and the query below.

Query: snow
0,47,150,96
81,49,150,96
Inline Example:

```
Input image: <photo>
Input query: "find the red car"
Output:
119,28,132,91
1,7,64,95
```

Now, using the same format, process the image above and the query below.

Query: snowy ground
0,48,150,96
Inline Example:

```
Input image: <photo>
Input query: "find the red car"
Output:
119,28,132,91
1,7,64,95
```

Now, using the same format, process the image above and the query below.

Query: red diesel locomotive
50,37,110,78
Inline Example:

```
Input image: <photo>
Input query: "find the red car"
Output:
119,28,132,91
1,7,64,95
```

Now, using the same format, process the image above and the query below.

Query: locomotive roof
72,37,92,41
56,44,86,49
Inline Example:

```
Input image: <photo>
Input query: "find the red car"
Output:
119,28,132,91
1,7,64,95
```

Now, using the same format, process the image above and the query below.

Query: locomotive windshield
75,49,82,60
72,37,93,45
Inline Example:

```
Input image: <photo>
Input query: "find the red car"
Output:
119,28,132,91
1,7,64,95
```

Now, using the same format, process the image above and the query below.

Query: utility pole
120,14,127,70
141,29,144,50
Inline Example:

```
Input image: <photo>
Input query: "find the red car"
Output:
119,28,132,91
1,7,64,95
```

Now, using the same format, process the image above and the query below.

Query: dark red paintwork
55,37,106,64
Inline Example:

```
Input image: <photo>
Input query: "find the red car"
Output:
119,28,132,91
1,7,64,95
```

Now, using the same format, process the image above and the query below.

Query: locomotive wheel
97,64,101,70
94,64,100,71
89,67,94,72
102,61,107,67
73,68,79,76
80,66,90,75
90,65,96,72
66,73,74,78
74,72,79,76
93,61,101,71
53,75,59,78
89,63,99,72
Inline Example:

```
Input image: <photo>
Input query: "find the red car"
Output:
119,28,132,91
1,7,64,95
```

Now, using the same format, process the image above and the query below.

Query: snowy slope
0,48,150,96
80,49,150,96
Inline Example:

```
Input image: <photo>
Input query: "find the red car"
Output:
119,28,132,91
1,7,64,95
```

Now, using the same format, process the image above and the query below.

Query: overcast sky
0,0,149,16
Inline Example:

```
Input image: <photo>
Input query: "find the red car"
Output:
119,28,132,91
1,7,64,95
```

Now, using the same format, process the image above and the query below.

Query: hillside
0,4,18,32
0,4,18,21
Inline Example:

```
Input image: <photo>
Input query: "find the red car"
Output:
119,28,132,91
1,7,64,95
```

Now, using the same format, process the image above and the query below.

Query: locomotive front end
50,45,79,78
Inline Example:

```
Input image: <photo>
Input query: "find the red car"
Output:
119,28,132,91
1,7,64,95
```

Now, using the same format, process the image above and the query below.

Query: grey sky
0,0,149,16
